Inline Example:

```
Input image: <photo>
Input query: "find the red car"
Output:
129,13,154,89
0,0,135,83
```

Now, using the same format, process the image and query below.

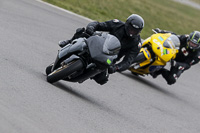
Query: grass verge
43,0,200,38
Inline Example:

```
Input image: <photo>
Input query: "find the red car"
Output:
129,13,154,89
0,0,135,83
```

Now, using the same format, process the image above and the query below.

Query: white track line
35,0,93,22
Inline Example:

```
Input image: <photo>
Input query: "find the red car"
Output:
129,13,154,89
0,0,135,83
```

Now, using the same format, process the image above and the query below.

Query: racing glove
108,65,119,74
86,26,95,35
154,28,162,33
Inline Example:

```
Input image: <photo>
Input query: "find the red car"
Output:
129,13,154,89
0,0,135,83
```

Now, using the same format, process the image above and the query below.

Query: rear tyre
46,63,54,75
47,60,84,83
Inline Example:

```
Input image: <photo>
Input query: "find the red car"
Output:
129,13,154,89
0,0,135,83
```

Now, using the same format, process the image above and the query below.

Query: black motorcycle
46,33,121,84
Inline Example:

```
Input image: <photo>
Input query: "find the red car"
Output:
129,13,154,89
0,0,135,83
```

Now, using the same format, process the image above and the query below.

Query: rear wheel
45,63,54,75
47,60,84,83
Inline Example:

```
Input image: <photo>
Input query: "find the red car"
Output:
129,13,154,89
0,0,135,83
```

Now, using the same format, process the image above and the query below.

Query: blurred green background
43,0,200,38
191,0,200,4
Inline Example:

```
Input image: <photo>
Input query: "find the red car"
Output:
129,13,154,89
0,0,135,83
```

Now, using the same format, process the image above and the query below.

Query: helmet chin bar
128,28,140,38
129,34,137,38
125,22,142,37
188,41,200,49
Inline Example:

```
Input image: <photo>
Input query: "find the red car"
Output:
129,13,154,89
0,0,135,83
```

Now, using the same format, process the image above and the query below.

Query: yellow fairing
142,37,151,47
151,33,178,62
138,48,151,67
130,61,166,75
129,33,179,75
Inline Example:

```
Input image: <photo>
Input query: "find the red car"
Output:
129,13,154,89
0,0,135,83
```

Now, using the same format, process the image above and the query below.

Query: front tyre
131,71,139,76
47,60,84,83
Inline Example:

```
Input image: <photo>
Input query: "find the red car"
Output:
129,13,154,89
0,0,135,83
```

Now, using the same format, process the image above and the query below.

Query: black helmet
187,31,200,49
125,14,144,38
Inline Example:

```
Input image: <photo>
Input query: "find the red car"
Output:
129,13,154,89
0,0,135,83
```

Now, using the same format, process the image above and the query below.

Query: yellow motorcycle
129,30,180,76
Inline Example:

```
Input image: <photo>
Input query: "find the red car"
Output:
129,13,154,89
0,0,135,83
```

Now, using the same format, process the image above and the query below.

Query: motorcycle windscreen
102,34,121,55
86,34,119,65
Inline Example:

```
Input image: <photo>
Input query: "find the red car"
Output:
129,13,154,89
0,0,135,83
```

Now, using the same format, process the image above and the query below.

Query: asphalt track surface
1,0,200,133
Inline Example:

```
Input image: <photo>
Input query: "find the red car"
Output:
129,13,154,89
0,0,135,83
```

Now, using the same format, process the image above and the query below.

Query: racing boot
162,69,176,85
58,27,85,48
58,40,71,48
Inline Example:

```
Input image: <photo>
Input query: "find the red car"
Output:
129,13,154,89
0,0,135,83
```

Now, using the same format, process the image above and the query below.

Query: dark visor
127,24,141,36
189,41,198,48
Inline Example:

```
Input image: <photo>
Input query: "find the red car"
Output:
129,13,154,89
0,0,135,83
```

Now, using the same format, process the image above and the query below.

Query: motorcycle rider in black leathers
58,14,145,85
152,28,200,85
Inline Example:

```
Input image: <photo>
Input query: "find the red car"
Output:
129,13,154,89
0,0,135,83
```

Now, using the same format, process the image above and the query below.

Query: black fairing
86,33,120,66
52,38,87,70
50,33,121,83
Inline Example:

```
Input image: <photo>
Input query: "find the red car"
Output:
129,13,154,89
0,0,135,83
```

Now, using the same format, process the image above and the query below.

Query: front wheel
47,59,84,83
133,52,146,63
